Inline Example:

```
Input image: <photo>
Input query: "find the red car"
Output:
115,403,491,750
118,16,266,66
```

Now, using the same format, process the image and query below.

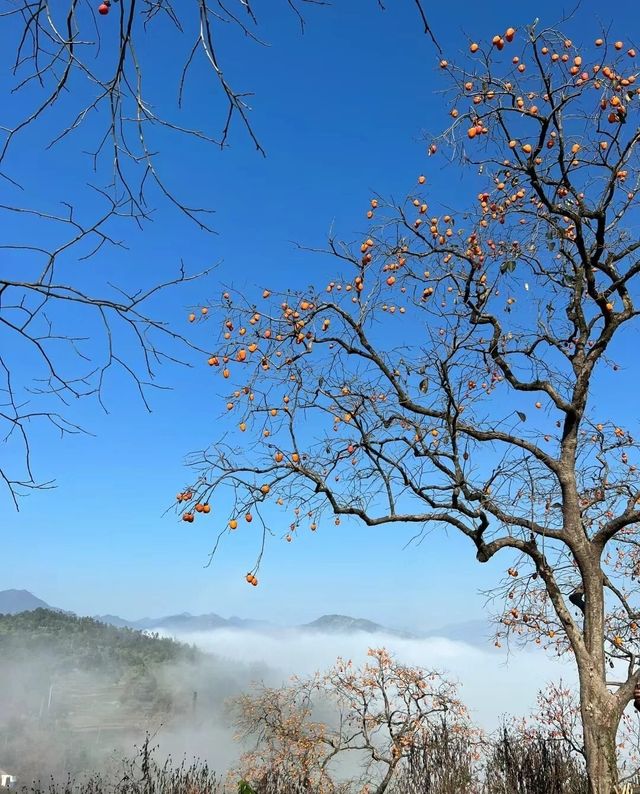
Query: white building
0,770,16,789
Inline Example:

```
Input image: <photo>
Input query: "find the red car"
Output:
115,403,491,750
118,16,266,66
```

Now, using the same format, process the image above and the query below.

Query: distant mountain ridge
96,611,415,637
95,611,406,635
93,611,271,632
100,611,489,645
303,614,384,633
423,619,494,646
0,588,65,615
302,613,414,638
0,589,491,646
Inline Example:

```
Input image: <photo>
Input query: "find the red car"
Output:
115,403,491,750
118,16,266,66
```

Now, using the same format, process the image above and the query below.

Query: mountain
98,610,490,645
97,611,413,637
302,615,494,647
301,614,414,638
226,615,273,630
0,589,62,615
3,589,493,647
87,610,494,646
424,619,495,647
96,612,234,631
302,614,386,633
97,612,275,633
93,613,135,628
137,612,230,631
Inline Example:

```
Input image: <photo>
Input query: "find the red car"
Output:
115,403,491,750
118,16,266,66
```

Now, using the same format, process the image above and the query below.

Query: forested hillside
0,608,198,670
0,610,256,786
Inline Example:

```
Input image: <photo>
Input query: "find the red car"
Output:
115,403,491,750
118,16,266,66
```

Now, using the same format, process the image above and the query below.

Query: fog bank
156,626,577,730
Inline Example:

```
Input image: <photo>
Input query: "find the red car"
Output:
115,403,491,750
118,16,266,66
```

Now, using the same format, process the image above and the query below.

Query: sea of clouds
156,625,578,731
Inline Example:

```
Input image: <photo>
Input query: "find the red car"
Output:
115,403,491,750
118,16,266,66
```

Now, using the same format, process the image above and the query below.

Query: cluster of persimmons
176,25,638,596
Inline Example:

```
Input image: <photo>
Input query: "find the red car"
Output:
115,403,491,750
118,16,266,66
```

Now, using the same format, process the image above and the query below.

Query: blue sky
3,0,639,628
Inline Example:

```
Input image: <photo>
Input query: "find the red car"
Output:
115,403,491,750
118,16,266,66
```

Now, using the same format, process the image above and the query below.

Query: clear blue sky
3,0,638,627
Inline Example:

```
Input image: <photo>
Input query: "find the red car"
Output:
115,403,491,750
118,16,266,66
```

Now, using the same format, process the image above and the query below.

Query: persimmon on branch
180,20,640,792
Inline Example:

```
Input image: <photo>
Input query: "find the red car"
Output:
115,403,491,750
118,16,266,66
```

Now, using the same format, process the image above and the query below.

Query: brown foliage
230,648,477,794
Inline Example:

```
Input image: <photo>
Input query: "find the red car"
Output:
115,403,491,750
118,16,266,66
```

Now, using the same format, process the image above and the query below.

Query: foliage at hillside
0,609,198,673
0,610,209,785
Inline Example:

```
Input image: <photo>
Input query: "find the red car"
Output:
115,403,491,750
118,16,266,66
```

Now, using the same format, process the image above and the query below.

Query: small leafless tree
230,648,477,794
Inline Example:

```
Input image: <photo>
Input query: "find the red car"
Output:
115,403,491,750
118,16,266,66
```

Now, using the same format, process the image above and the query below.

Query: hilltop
301,613,414,638
0,608,198,671
0,588,63,615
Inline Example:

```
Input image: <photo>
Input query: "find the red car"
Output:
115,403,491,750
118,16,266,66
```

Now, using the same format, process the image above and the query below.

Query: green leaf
500,260,516,274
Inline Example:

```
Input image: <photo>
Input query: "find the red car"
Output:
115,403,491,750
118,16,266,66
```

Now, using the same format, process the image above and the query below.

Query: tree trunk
581,689,618,794
573,540,620,793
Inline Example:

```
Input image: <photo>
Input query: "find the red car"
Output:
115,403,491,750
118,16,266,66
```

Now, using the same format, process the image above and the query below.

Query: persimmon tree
180,19,640,794
230,647,476,793
0,1,435,506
